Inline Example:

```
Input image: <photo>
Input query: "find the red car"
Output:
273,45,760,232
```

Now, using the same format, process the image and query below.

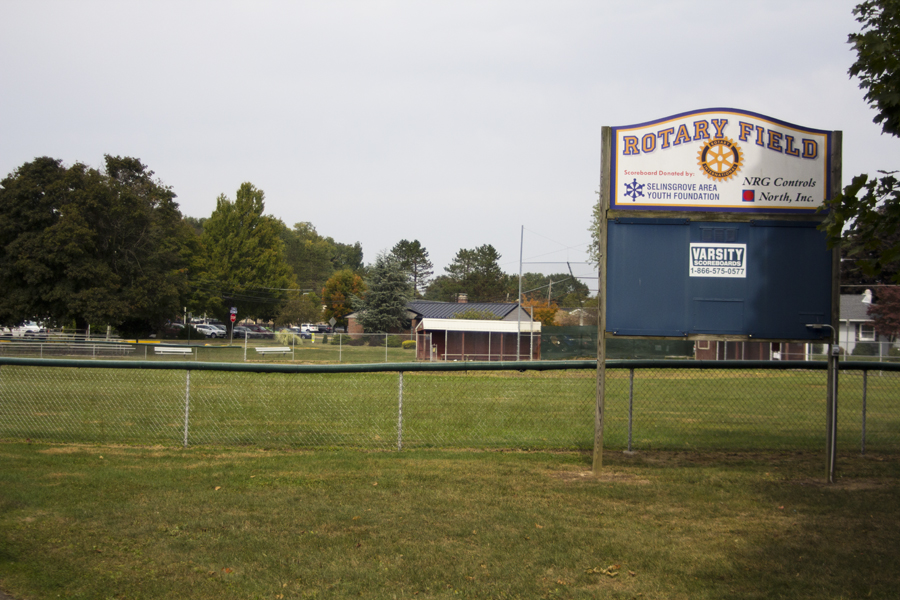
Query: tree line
0,156,590,336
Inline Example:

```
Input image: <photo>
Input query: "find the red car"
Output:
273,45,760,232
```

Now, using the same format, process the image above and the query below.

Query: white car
194,324,220,338
11,321,45,337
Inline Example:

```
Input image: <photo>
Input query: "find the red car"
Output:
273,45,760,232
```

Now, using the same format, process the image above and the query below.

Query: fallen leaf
215,486,222,491
556,578,566,585
222,567,233,573
629,570,637,577
535,524,543,529
352,516,360,520
372,482,378,486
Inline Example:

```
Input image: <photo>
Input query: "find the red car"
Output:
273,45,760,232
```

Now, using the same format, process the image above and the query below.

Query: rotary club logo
697,137,744,182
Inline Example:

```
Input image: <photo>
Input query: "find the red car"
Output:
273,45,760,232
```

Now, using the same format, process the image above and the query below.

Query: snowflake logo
624,178,645,202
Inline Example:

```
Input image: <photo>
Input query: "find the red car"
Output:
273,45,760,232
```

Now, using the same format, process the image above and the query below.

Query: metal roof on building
406,300,524,320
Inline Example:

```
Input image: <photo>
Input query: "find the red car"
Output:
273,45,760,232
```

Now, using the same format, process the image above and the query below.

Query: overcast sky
1,1,893,294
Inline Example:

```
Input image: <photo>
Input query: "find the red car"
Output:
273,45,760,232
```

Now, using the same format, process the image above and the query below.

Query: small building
409,300,541,361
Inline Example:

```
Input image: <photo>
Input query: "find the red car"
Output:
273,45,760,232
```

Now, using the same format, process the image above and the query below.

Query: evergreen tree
390,239,433,297
354,253,411,333
443,244,509,302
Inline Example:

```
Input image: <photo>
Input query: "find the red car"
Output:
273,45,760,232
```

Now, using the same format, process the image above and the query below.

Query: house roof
840,294,872,322
406,300,523,320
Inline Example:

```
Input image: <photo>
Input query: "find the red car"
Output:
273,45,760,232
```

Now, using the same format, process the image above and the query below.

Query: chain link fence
1,357,898,453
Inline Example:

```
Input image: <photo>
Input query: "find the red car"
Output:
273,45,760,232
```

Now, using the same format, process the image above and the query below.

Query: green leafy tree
353,253,411,333
275,291,323,328
279,222,338,290
389,239,433,297
322,269,366,328
850,0,900,137
442,244,509,302
0,156,191,335
331,240,364,272
198,183,293,324
823,1,900,281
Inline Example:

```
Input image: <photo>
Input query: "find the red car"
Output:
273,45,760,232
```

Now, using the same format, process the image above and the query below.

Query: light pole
807,323,838,483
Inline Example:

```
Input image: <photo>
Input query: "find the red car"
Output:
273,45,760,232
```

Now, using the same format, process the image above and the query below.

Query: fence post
397,371,404,451
183,370,191,447
861,369,868,455
627,368,635,453
385,334,389,363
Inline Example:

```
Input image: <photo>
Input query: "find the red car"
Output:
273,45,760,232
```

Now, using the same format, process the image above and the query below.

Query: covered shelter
408,300,541,361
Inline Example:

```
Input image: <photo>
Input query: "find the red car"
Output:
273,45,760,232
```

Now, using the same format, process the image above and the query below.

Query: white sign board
611,108,831,213
689,243,747,278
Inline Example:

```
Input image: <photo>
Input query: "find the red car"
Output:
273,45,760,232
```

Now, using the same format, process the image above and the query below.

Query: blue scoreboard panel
606,218,832,339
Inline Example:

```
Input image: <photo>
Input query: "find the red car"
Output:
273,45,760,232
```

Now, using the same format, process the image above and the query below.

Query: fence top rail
1,356,898,374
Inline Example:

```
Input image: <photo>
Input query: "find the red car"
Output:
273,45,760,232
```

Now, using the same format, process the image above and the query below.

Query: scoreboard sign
610,108,832,213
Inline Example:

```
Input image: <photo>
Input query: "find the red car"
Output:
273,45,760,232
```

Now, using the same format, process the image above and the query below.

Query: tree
823,1,900,280
279,222,338,291
274,291,323,328
868,287,900,339
353,253,411,333
0,156,192,335
389,239,433,297
199,183,293,324
443,244,509,302
322,269,366,328
521,297,558,327
423,274,463,302
850,0,900,137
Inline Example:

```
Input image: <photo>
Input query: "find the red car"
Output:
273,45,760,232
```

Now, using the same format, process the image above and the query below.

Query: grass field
1,444,899,599
1,364,899,455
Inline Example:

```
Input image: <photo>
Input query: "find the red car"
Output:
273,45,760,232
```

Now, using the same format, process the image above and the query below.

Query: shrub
401,340,416,350
386,335,404,348
851,342,879,356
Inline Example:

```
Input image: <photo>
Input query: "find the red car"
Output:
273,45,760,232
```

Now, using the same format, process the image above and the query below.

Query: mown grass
1,444,899,599
1,366,899,454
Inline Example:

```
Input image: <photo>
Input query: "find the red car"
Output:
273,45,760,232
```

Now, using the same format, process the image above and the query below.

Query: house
408,299,541,361
838,290,880,356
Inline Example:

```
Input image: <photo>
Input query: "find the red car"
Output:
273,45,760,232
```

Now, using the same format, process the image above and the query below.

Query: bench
255,346,293,356
154,346,194,356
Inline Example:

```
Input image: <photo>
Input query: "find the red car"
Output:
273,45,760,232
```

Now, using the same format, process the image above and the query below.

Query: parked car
194,324,221,338
244,324,274,339
279,327,311,340
233,326,262,339
11,321,45,338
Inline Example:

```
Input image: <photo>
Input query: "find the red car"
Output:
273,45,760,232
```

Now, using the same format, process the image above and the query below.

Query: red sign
230,314,236,323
